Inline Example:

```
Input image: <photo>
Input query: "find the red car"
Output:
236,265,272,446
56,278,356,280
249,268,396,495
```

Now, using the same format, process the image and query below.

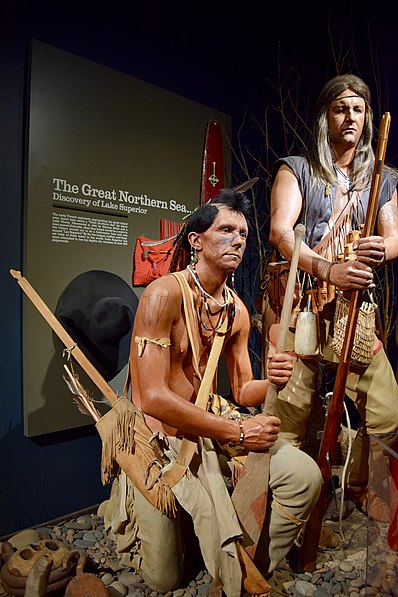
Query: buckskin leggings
103,439,322,594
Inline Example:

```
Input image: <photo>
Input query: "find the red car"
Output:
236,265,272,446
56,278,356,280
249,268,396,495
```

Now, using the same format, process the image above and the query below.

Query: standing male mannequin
270,73,398,517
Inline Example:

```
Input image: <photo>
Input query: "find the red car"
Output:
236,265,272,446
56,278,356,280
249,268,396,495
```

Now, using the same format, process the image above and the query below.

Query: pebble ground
1,471,396,596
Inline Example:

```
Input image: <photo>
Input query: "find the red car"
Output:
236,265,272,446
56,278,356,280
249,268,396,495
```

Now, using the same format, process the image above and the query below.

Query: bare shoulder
233,292,248,311
278,163,295,175
230,292,250,332
273,165,301,195
137,274,182,328
142,273,182,298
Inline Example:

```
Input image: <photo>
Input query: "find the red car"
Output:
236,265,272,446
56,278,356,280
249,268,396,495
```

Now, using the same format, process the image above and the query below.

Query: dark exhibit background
1,1,398,536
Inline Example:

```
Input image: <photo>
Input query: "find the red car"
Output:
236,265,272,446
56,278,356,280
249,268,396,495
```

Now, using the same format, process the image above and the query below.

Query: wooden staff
263,223,306,411
231,223,306,557
299,111,391,572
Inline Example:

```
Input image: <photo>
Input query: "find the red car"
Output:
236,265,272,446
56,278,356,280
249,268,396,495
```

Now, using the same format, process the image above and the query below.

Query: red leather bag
132,235,179,286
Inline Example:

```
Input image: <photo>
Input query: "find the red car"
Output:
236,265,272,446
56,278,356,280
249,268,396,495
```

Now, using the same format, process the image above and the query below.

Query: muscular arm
341,191,398,271
225,297,293,407
270,165,329,279
270,164,375,290
379,193,398,260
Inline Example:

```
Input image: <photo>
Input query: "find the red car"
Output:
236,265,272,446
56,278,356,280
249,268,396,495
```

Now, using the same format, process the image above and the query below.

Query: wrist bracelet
238,421,245,444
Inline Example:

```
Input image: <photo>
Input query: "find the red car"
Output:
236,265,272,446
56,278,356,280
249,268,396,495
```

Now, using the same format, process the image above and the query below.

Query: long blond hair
307,74,374,189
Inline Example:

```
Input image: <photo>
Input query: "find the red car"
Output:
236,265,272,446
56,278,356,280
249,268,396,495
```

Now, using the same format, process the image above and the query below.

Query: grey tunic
272,155,397,250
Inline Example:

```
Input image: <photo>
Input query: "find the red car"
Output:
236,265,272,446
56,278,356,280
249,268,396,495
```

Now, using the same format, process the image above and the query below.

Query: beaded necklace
187,264,230,308
187,264,235,334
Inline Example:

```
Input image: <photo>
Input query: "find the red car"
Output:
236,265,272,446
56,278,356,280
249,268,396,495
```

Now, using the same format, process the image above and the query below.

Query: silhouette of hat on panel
54,270,139,381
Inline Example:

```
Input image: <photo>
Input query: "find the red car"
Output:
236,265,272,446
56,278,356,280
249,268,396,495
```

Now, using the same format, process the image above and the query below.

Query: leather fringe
155,481,178,518
96,397,177,517
97,397,136,485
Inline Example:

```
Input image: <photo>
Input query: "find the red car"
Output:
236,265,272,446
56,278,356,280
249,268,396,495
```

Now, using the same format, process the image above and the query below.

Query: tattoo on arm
275,229,294,250
313,258,331,282
141,292,169,326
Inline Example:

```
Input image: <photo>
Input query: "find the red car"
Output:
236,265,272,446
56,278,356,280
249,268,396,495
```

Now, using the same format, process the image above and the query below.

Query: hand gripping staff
231,223,306,558
299,112,391,572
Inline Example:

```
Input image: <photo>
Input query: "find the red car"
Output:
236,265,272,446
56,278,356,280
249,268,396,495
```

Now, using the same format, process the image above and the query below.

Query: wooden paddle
200,119,225,205
231,223,305,558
